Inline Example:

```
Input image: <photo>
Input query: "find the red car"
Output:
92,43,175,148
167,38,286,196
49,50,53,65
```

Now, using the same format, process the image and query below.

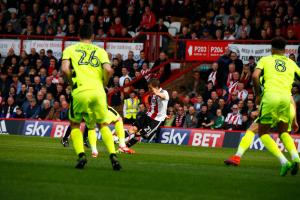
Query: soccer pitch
0,135,299,200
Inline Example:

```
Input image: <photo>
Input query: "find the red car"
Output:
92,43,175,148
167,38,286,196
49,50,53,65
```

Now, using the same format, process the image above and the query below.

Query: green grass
0,135,299,200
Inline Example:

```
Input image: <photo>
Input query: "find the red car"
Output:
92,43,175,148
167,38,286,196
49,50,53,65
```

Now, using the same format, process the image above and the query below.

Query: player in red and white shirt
126,78,169,148
224,104,242,130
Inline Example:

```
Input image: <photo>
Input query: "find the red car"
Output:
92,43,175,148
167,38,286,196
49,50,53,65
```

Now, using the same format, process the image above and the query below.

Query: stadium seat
168,27,177,36
169,22,181,33
163,21,170,28
128,31,136,38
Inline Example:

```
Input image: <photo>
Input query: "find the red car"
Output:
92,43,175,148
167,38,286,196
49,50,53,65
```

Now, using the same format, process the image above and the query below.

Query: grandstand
0,0,299,131
0,0,300,199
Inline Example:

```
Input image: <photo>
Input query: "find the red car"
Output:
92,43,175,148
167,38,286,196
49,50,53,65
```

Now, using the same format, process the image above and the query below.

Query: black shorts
133,112,163,140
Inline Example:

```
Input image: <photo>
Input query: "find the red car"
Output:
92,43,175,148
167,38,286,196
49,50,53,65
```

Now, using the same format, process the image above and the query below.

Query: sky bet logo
159,128,190,145
23,121,52,137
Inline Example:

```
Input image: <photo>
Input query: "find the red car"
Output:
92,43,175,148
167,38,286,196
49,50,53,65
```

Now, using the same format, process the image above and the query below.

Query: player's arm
252,68,262,97
290,96,298,132
61,48,73,85
99,49,113,86
102,63,113,86
62,59,72,85
152,88,168,100
253,57,264,95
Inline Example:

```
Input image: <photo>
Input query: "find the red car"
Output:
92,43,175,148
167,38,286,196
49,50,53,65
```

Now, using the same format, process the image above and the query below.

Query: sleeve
98,48,110,64
237,114,242,125
163,90,169,100
256,57,265,70
62,47,71,60
225,113,230,122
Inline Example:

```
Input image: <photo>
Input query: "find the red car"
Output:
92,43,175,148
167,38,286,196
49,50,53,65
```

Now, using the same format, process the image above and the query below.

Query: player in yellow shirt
252,37,300,176
224,96,298,166
61,24,121,170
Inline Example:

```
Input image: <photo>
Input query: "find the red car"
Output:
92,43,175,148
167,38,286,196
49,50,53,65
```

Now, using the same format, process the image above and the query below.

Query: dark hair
79,24,93,39
148,78,160,88
271,37,287,51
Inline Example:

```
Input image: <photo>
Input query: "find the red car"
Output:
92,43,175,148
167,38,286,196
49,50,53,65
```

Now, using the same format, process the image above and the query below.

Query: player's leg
70,122,87,169
279,100,300,175
224,122,257,166
115,117,135,154
93,94,121,170
126,112,148,148
83,125,90,148
69,94,88,169
61,125,71,147
278,121,299,176
258,123,291,176
84,123,98,158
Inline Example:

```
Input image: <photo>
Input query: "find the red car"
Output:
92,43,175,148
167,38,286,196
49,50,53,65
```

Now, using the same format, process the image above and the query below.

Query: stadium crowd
0,0,300,132
0,0,299,40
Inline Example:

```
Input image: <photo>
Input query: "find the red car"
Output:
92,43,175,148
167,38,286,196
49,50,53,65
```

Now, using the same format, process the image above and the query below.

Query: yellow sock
115,120,126,147
88,129,98,153
260,134,288,165
280,132,300,162
236,130,255,157
71,128,84,155
100,125,116,154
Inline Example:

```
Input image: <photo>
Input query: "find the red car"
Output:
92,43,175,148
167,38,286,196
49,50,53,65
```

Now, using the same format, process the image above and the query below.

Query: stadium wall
1,119,300,153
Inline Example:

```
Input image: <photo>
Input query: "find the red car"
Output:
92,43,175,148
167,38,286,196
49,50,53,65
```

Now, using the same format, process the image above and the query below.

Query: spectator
211,109,225,129
138,5,156,31
236,82,248,101
236,18,251,39
186,71,206,97
25,98,40,119
46,100,60,120
178,26,191,59
152,51,171,83
59,100,69,120
124,5,139,32
168,90,180,107
183,106,198,128
120,27,132,38
110,17,124,36
193,95,204,113
197,104,213,129
37,99,52,120
14,107,25,118
123,91,140,124
152,18,168,32
121,77,134,100
15,84,27,107
140,62,151,81
164,107,176,127
228,72,240,95
224,104,242,130
229,52,243,73
132,70,148,91
119,67,132,87
172,106,185,128
136,50,147,70
1,96,17,118
123,51,136,77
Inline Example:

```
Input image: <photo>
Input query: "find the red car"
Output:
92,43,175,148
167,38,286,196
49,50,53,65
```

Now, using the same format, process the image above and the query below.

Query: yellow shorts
69,89,109,128
258,92,290,126
106,106,120,124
